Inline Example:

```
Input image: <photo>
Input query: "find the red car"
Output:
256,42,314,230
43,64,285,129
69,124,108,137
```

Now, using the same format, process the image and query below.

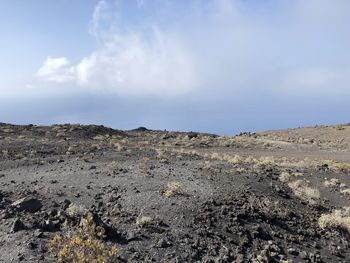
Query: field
0,123,350,262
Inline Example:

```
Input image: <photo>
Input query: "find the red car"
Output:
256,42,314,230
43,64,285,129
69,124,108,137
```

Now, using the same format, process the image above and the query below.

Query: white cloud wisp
36,0,350,98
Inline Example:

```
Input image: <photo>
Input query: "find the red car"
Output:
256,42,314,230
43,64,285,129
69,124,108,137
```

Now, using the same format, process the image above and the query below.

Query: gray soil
0,123,350,262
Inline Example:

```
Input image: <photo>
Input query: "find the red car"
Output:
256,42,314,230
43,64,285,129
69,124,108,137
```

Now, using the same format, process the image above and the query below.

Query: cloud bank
37,0,350,97
37,0,198,96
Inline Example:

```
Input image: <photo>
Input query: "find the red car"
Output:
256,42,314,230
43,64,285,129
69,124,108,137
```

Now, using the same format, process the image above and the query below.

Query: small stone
34,229,44,238
28,242,37,250
127,231,137,241
287,248,299,256
300,251,308,259
48,209,58,217
61,199,71,210
157,238,171,248
41,220,55,231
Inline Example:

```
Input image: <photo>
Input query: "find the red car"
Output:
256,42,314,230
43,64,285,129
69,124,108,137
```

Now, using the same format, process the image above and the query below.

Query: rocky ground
0,122,350,262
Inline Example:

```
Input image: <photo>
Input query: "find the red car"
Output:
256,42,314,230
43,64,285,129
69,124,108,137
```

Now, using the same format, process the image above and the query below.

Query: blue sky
1,0,349,135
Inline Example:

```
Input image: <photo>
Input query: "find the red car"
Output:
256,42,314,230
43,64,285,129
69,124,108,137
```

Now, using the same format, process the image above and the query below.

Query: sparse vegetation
14,153,25,160
205,151,350,176
139,156,151,172
318,207,350,233
48,212,118,263
288,180,320,205
164,181,181,198
340,188,350,195
278,172,291,183
66,204,88,218
93,134,106,141
2,127,14,133
136,216,153,228
108,161,120,169
335,125,345,131
91,143,102,151
324,178,340,188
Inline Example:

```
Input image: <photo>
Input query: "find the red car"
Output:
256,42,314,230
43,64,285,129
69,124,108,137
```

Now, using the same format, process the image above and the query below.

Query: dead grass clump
156,149,165,158
200,136,214,145
318,207,350,232
80,155,92,163
331,162,350,173
155,149,169,162
279,172,291,183
293,172,304,177
321,160,350,173
2,150,9,157
164,182,181,198
14,153,25,160
69,125,82,132
222,154,242,166
139,156,151,172
93,134,106,141
236,167,247,174
210,152,222,160
108,161,120,169
288,180,320,205
67,146,76,154
324,178,340,188
340,188,350,195
115,142,124,151
1,126,14,133
137,140,150,147
56,132,66,138
203,160,212,169
188,150,200,157
254,156,276,170
335,125,345,131
66,204,88,218
136,216,153,228
159,158,169,164
51,126,61,132
48,212,118,263
91,143,102,151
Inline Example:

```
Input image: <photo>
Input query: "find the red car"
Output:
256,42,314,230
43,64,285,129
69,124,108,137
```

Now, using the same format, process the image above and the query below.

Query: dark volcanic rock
11,196,43,213
133,126,148,131
11,218,27,232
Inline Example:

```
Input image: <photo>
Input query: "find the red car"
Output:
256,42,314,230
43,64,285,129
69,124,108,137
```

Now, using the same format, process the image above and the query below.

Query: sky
1,0,349,135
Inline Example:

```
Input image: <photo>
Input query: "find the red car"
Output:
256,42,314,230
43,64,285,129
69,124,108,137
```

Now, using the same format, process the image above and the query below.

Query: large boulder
11,197,42,213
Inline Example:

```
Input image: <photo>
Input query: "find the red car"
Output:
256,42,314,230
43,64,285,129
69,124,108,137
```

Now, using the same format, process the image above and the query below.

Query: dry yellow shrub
48,213,118,263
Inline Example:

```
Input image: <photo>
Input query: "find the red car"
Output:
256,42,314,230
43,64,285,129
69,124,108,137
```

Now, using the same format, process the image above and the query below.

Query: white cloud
89,0,112,42
36,0,350,98
74,30,197,96
37,1,198,96
37,57,75,83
